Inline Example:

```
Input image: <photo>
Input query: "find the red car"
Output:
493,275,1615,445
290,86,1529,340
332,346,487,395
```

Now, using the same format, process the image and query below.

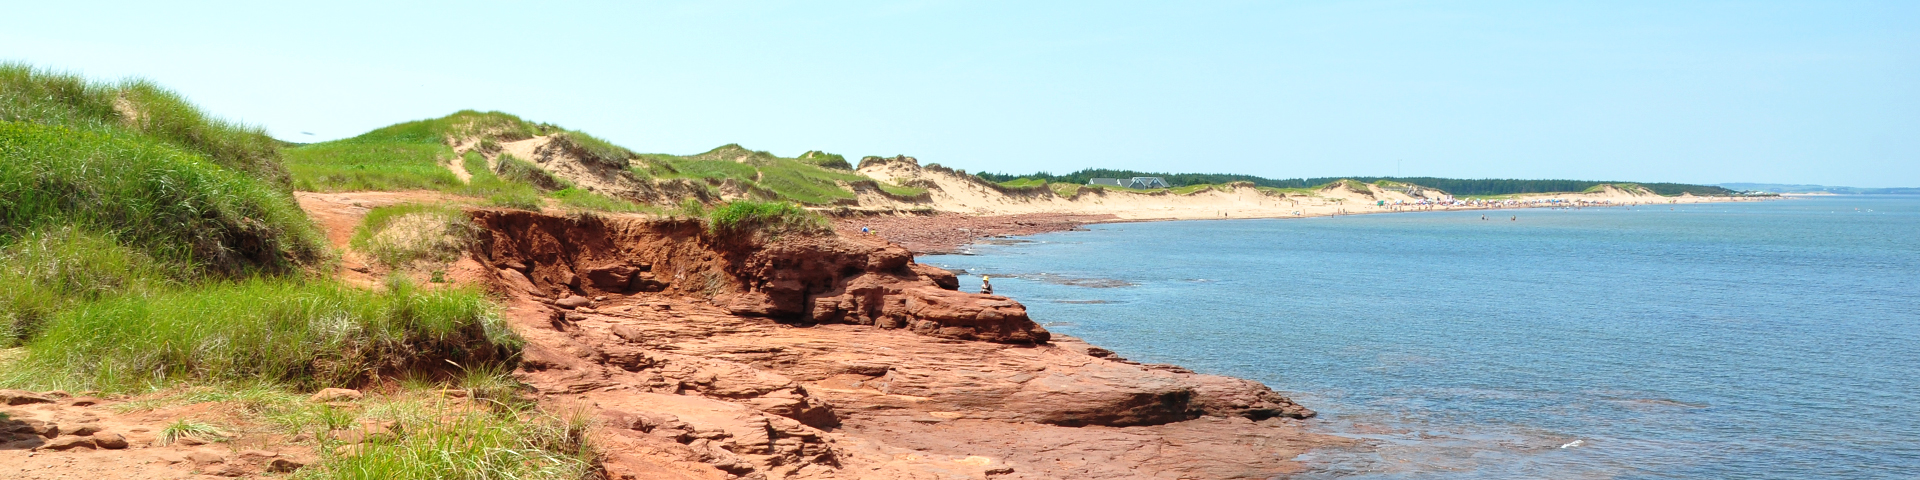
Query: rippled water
920,196,1920,479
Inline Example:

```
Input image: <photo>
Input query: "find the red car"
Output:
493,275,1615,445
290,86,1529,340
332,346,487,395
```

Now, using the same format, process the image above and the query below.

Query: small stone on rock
36,435,95,451
238,449,278,458
0,389,54,405
268,458,306,473
92,432,128,449
308,388,362,402
555,295,591,309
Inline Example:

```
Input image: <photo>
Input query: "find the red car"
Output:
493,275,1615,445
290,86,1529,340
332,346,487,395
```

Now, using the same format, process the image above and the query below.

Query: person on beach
981,275,994,295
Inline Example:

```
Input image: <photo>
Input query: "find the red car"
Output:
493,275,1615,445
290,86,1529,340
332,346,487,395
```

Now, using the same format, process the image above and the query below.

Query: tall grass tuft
493,154,569,191
0,228,179,344
295,398,596,480
707,200,829,237
0,63,291,186
8,278,519,392
0,122,327,275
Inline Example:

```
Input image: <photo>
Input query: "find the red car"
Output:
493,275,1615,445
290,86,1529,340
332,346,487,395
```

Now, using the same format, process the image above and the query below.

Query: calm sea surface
920,195,1920,479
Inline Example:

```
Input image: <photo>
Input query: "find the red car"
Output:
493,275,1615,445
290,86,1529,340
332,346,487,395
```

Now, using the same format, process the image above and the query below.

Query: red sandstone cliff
466,210,1332,479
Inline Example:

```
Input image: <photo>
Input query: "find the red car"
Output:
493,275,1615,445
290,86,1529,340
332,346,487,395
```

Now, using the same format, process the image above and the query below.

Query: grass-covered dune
286,110,548,192
288,110,925,208
287,109,654,212
1,63,589,479
636,143,925,204
1,62,520,382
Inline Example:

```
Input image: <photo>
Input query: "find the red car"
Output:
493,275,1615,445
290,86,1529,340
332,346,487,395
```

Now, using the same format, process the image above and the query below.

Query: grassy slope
293,111,928,208
287,110,654,212
2,65,577,479
0,63,290,186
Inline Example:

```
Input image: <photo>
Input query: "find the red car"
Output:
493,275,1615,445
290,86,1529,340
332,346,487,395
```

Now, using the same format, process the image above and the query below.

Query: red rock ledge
469,210,1342,480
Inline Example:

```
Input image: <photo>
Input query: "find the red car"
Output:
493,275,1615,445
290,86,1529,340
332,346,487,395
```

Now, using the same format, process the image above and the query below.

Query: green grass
99,374,594,480
286,142,460,192
492,154,568,191
1582,183,1645,193
707,200,829,237
873,182,928,197
285,110,547,193
643,144,926,205
996,178,1048,188
351,110,545,145
0,228,178,344
1,278,518,392
350,205,481,270
798,150,851,170
551,187,650,213
159,419,230,445
486,191,545,210
548,131,634,169
299,403,594,480
0,122,327,275
2,63,290,186
4,62,586,479
1169,184,1223,194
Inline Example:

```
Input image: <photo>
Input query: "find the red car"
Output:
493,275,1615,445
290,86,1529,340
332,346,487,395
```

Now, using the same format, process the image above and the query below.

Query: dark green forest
974,169,1735,196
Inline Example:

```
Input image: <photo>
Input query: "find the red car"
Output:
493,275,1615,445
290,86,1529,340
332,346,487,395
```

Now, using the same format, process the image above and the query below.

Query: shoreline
837,195,1770,255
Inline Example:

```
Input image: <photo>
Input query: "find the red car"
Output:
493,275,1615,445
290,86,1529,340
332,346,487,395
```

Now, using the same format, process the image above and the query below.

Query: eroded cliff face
464,210,1331,480
470,210,1050,344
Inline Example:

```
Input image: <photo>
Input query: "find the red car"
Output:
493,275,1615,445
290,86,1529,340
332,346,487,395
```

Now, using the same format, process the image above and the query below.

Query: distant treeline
974,169,1736,196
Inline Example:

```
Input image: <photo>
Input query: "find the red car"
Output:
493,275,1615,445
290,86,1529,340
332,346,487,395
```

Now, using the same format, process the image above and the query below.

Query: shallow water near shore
921,196,1920,479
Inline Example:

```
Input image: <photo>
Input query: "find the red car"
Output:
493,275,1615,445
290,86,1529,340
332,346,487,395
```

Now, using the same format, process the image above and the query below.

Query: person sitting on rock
981,275,994,295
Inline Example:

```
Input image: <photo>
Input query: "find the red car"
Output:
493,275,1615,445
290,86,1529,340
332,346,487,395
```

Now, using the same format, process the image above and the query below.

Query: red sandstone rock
469,210,1050,344
470,209,1336,479
91,432,128,449
0,389,53,405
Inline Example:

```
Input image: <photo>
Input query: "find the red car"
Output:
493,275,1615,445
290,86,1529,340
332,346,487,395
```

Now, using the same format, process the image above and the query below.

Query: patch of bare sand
0,389,318,479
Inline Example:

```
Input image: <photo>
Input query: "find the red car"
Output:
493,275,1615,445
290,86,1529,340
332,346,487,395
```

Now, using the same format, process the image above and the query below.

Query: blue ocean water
920,196,1920,479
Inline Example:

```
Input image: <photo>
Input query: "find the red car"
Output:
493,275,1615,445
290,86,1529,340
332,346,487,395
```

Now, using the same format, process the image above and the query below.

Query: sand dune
848,156,1747,221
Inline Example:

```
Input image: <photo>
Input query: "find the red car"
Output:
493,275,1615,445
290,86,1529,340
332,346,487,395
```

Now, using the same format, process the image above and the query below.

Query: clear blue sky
4,1,1915,187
